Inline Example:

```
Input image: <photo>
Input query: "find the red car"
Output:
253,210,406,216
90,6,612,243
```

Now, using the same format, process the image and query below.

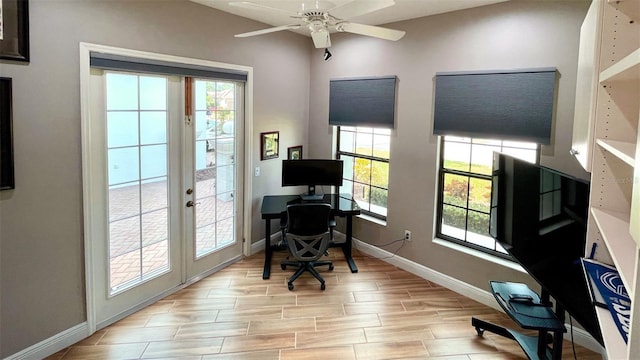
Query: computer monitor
282,159,344,201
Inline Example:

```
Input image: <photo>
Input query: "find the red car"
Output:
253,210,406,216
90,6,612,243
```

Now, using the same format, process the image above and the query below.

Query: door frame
79,42,254,333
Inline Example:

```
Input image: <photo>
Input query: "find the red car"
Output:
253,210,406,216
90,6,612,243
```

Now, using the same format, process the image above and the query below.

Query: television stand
472,281,566,360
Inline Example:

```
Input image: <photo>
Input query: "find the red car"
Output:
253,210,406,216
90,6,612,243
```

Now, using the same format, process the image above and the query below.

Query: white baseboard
250,232,280,256
351,238,605,356
4,322,90,360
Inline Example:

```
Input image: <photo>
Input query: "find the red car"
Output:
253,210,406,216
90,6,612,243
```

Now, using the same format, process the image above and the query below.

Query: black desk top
261,193,361,219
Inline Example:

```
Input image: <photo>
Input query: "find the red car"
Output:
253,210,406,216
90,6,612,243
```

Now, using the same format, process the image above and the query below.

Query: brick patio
108,162,235,292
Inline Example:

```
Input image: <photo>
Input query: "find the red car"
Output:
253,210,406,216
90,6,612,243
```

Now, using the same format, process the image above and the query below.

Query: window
337,126,390,220
437,136,538,257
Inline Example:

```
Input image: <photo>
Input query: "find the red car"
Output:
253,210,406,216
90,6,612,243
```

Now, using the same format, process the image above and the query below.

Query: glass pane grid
106,72,170,294
439,136,537,258
194,79,237,258
337,126,390,219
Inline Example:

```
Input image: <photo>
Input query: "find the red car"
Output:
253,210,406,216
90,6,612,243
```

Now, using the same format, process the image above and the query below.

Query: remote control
509,294,534,302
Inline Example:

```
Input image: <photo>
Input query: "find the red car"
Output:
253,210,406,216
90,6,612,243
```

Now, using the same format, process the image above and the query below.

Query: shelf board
590,207,636,296
595,305,628,360
608,0,640,21
600,48,640,83
596,139,636,167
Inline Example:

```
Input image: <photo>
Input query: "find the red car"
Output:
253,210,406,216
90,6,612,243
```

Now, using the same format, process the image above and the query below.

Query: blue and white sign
582,258,631,343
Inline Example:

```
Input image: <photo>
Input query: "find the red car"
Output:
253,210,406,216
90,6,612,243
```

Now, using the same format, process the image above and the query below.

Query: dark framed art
1,77,15,190
260,131,279,160
0,0,29,62
287,145,302,160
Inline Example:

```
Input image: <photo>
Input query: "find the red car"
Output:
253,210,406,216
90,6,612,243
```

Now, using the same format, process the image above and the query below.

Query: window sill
433,237,526,273
356,213,387,227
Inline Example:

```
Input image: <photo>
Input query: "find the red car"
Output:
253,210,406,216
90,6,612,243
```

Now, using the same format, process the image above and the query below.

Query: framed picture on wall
1,77,15,190
260,131,279,160
0,0,30,62
287,145,302,160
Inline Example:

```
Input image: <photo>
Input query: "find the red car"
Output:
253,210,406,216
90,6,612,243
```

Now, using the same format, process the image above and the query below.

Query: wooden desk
260,193,361,279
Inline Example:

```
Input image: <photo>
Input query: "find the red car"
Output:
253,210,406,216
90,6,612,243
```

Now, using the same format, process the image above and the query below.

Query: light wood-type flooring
47,249,602,359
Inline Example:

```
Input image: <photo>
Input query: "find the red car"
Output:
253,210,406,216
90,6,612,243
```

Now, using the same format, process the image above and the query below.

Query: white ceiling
191,0,509,36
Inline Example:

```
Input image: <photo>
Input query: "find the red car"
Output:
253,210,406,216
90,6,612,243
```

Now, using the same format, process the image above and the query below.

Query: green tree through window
437,136,538,257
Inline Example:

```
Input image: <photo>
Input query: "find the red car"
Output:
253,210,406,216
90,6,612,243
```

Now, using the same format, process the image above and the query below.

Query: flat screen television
282,159,344,201
490,152,603,346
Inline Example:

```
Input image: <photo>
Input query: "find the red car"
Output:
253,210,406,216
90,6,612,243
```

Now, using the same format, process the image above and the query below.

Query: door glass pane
140,145,167,179
108,112,138,147
140,112,167,144
107,73,138,110
193,79,237,258
108,147,139,185
106,72,170,295
109,181,139,221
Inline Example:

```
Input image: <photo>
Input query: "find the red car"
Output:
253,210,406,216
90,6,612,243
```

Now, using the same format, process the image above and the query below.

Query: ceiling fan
231,0,406,48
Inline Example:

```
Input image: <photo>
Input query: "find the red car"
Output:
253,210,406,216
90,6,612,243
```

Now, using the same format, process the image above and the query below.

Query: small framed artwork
0,0,30,62
260,131,279,160
287,145,302,160
1,77,15,190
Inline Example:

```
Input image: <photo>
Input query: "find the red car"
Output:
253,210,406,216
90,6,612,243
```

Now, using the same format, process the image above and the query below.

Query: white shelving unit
573,0,640,358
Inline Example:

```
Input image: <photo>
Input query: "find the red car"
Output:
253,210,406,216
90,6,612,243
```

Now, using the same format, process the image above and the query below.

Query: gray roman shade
329,76,397,128
433,68,557,144
90,52,248,82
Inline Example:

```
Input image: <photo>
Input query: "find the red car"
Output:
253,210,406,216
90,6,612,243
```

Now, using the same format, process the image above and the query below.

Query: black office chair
280,203,334,290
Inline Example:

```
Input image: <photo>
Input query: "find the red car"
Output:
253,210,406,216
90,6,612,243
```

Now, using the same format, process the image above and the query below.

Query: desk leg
343,215,358,273
552,303,565,360
263,219,272,280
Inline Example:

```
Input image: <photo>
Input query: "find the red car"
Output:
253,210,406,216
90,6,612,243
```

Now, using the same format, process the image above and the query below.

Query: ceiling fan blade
338,22,405,41
328,0,395,20
229,1,299,17
311,29,331,48
235,24,301,38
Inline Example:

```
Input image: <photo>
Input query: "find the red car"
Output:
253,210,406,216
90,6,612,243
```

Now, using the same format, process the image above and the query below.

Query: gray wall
0,0,310,356
0,0,591,357
308,0,590,291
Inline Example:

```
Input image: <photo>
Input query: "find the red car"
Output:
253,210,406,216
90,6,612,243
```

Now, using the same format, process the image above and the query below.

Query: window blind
90,52,248,82
329,76,397,129
433,68,557,144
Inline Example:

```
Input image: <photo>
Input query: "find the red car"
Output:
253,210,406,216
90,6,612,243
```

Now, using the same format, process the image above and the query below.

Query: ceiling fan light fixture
308,19,325,33
323,48,332,61
311,28,331,48
231,0,406,47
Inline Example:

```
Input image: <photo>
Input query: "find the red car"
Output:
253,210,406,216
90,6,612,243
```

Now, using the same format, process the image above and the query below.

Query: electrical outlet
404,230,411,241
255,166,260,177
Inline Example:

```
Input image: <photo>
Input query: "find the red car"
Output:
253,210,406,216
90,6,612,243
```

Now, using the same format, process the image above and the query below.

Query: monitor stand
300,185,324,202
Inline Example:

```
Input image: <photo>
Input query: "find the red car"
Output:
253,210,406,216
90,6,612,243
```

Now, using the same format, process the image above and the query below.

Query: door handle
186,201,200,207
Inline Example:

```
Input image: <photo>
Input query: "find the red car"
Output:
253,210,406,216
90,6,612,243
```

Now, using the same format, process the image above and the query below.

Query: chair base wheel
288,283,294,291
320,283,326,290
281,264,286,270
329,264,334,271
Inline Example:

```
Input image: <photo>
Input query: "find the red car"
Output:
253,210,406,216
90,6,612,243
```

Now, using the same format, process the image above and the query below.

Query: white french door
184,78,245,278
83,49,246,329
